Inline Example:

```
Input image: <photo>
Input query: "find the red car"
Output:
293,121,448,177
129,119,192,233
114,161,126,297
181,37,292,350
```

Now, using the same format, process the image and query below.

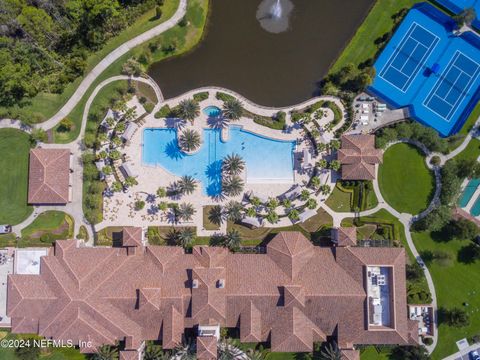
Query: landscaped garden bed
325,181,377,213
20,211,74,247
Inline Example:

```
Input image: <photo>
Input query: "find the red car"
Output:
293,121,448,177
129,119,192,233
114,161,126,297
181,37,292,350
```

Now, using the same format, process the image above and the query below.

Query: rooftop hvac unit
217,279,225,288
192,279,199,288
377,275,386,285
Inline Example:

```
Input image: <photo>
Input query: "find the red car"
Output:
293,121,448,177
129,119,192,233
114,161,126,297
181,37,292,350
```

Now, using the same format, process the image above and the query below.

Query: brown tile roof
341,349,360,360
28,149,70,204
197,336,217,360
119,350,140,360
332,227,357,247
122,227,143,247
337,135,383,180
7,231,415,355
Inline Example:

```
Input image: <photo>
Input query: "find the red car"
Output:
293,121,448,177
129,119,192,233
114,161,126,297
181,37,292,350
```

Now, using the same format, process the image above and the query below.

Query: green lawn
0,331,86,360
330,0,421,73
0,0,180,125
203,206,221,231
459,102,480,136
20,211,74,247
325,184,352,212
0,129,33,225
453,138,480,163
360,346,390,360
54,0,209,143
379,143,434,215
412,231,480,359
325,182,378,213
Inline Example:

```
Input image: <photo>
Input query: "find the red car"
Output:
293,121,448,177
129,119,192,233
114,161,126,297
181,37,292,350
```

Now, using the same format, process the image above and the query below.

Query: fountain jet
271,0,282,19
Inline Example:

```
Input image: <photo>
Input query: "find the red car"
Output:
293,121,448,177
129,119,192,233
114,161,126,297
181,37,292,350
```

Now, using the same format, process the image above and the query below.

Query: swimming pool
142,127,295,196
471,194,480,216
202,106,222,117
458,178,480,208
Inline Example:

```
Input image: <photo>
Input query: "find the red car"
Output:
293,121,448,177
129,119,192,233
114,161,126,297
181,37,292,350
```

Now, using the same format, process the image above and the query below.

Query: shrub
422,337,433,346
135,200,145,211
430,155,441,166
216,92,235,102
193,92,209,102
155,104,172,118
143,102,154,113
57,117,74,132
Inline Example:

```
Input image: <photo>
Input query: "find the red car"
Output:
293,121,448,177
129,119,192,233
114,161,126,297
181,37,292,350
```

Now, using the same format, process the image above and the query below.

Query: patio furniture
282,184,302,201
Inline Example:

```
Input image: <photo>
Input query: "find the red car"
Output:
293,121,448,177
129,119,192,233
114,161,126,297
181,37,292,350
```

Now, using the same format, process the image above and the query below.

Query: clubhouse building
6,230,418,359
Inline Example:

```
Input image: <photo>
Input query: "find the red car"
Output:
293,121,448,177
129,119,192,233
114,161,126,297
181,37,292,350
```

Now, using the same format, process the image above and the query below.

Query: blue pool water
202,106,222,117
142,127,295,196
369,3,480,136
471,194,480,216
458,178,480,207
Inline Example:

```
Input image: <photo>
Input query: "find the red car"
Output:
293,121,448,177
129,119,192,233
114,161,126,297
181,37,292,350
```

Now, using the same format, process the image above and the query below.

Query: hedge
193,92,209,102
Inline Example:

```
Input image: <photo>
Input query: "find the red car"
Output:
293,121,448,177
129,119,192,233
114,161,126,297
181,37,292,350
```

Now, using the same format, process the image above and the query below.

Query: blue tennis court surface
435,0,480,29
369,3,480,136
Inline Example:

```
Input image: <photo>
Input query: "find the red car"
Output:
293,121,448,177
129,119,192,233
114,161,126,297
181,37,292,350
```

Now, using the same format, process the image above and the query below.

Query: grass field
0,129,33,225
325,182,378,213
453,138,480,163
330,0,421,73
0,331,86,360
360,346,390,360
20,211,74,247
379,143,434,215
0,0,180,124
54,0,209,143
203,206,221,230
412,231,480,359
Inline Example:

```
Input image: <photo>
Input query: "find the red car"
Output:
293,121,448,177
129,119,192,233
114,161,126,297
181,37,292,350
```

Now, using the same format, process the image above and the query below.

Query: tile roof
332,227,357,247
7,232,416,355
122,227,143,248
337,135,383,180
28,149,70,204
197,336,217,360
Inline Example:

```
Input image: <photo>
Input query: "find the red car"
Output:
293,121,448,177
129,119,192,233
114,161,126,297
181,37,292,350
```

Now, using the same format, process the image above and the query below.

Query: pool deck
97,91,342,235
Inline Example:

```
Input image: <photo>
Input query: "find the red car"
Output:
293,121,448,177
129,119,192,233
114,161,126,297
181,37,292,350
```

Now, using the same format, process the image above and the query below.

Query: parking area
453,347,480,360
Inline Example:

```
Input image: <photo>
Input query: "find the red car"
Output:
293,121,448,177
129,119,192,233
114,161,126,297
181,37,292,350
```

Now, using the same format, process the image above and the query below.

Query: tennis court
369,3,480,136
379,23,439,92
423,51,480,121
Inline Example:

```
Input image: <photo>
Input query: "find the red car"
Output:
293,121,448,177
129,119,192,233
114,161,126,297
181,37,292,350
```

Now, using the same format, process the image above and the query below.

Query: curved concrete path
8,0,186,132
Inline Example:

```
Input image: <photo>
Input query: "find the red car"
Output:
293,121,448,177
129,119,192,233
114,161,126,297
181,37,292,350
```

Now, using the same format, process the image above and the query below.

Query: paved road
444,344,480,360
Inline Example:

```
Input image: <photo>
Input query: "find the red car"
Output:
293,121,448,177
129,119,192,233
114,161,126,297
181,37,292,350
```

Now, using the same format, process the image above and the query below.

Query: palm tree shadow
165,117,187,129
164,140,185,160
207,116,229,129
205,160,223,198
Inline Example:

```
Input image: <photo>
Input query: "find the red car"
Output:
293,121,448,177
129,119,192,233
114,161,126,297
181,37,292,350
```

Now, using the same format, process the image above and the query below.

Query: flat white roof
14,248,48,275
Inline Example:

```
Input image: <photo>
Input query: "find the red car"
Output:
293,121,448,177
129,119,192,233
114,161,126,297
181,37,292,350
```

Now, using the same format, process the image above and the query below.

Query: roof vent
192,279,199,289
216,279,225,289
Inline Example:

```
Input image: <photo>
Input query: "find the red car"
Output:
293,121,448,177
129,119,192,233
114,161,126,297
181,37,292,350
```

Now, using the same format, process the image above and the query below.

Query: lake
148,0,374,106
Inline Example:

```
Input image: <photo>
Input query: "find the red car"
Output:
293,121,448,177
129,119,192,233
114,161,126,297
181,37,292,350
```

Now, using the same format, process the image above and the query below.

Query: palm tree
222,153,245,175
208,205,224,226
172,339,196,360
178,175,197,195
246,349,264,360
178,98,200,123
92,345,119,360
300,189,310,201
222,98,244,121
225,229,241,250
266,210,279,224
222,176,244,197
320,342,343,360
288,209,300,221
144,342,167,360
177,228,196,248
177,202,196,222
179,129,201,152
225,200,243,222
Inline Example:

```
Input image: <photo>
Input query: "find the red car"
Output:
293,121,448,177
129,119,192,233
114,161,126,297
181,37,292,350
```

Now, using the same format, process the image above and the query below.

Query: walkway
33,0,186,131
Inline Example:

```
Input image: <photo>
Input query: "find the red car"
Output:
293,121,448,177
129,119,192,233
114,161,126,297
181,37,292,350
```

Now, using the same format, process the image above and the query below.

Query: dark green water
148,0,374,106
